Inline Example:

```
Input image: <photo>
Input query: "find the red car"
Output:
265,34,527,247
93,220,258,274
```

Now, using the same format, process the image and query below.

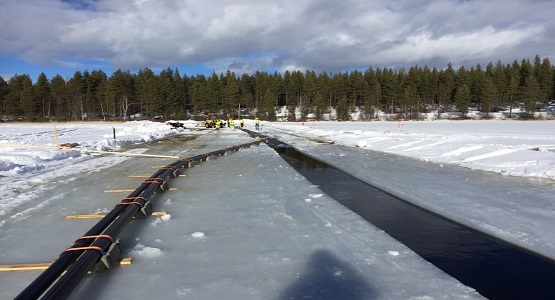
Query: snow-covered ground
0,119,554,299
0,120,198,222
262,121,555,260
266,120,555,180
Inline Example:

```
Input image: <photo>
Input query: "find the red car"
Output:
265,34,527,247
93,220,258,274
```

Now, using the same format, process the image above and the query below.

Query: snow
191,232,207,239
263,120,555,261
130,244,163,258
266,120,555,180
0,120,198,220
0,119,554,299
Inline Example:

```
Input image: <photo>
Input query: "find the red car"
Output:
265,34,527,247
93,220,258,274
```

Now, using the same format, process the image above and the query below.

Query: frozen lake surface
1,129,482,299
1,120,554,299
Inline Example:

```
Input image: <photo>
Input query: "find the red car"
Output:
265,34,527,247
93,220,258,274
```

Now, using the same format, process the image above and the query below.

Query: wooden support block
0,263,52,272
65,211,167,219
0,258,133,272
120,257,133,265
129,175,186,178
65,214,106,219
104,188,178,193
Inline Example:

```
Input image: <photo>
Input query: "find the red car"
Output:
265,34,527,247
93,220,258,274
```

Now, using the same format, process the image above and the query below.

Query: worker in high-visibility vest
254,118,260,130
215,120,221,129
229,118,235,130
240,119,245,128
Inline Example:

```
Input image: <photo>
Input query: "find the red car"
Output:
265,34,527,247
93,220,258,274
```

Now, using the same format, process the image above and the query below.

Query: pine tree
492,61,507,108
179,73,192,117
522,75,542,117
224,71,241,117
336,94,350,121
403,84,418,119
405,66,421,119
35,73,51,119
313,91,326,120
331,72,348,110
429,67,440,110
316,71,331,110
283,71,296,120
291,70,304,109
190,75,208,115
480,76,497,118
20,75,37,121
270,72,285,108
302,70,317,120
173,69,187,118
136,68,159,118
359,80,372,120
519,58,533,87
0,76,8,117
205,72,222,114
107,69,135,120
438,63,456,115
505,76,519,118
370,83,382,118
380,68,399,116
348,69,365,108
536,56,554,102
261,89,276,120
5,77,21,118
67,71,86,120
364,67,381,118
455,66,470,88
159,68,180,118
83,70,107,120
50,75,68,119
3,55,552,122
504,61,520,117
454,84,471,118
240,73,254,111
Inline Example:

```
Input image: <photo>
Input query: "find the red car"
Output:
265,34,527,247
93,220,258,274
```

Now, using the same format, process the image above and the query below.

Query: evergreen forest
0,55,553,122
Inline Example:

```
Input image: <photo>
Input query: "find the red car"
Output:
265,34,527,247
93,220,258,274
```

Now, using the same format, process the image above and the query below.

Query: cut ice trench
265,138,555,300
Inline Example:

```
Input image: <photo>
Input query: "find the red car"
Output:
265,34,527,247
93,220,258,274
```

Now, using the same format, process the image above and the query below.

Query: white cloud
376,25,545,64
1,0,554,74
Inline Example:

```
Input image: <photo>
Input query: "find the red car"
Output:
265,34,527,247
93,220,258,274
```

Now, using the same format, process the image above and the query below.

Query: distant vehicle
539,102,555,112
202,113,220,128
166,121,185,129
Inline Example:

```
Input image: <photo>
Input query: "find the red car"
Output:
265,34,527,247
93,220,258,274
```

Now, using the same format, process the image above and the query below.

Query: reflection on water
275,145,555,300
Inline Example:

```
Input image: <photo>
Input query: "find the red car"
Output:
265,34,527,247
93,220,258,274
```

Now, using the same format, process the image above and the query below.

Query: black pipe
14,182,154,300
42,183,161,300
42,141,268,299
14,164,178,300
15,138,267,300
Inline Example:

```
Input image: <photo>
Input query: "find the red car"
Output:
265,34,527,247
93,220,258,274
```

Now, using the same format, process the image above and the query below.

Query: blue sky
1,0,555,81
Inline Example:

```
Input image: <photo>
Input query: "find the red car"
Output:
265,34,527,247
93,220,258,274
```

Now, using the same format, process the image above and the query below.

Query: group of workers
210,117,261,130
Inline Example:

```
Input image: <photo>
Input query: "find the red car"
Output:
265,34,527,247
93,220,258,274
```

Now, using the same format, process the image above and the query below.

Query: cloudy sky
1,0,554,80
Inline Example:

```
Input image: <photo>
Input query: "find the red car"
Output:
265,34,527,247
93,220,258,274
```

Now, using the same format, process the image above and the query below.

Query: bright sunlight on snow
1,119,554,299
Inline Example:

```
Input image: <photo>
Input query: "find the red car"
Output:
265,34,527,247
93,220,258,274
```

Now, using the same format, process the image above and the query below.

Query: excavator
202,114,221,128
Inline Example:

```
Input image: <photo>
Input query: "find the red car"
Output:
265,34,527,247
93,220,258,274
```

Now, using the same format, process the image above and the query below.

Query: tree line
0,55,553,122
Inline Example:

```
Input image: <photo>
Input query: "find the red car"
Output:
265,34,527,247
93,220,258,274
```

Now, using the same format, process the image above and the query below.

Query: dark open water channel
272,141,555,300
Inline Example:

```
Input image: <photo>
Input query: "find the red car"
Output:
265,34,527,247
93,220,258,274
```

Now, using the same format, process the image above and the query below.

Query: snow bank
267,120,555,180
0,121,194,221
